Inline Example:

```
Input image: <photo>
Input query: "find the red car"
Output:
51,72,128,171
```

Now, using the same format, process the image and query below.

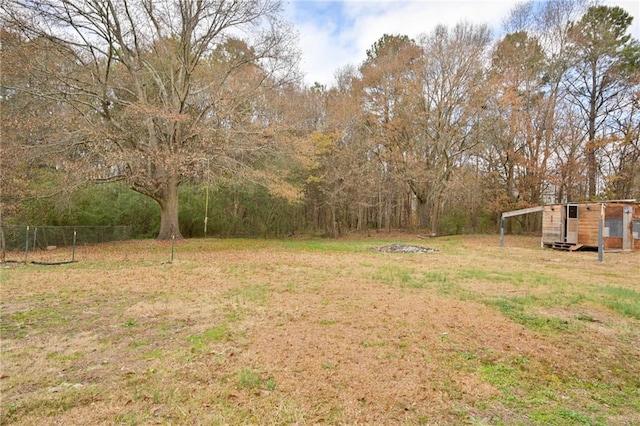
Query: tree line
1,0,639,239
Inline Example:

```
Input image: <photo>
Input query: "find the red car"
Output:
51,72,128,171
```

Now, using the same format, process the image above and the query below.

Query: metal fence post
171,233,175,263
598,203,604,263
72,228,77,262
25,226,30,264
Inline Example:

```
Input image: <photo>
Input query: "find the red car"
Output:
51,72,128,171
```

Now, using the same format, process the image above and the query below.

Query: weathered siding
604,205,624,249
577,203,601,247
632,205,640,250
541,201,640,250
542,206,562,245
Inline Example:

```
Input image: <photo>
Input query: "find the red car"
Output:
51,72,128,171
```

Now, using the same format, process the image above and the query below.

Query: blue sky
285,0,640,87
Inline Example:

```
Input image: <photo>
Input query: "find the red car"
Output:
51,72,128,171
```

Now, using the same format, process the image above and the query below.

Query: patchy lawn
1,235,639,425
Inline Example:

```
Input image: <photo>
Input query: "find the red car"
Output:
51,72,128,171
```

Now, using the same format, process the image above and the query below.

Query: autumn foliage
1,2,639,238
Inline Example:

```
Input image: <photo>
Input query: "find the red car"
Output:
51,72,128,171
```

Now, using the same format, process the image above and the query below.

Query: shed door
566,204,578,244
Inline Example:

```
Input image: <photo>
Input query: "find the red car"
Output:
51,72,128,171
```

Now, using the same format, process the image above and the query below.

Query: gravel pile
374,244,437,253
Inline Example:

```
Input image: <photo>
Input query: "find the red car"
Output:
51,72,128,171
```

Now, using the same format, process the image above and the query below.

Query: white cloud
287,0,640,88
344,1,508,53
294,20,358,86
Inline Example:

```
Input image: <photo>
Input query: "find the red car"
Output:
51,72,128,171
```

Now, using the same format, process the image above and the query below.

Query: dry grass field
1,234,639,425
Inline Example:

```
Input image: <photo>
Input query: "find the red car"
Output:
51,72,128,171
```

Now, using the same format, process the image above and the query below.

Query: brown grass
1,234,639,425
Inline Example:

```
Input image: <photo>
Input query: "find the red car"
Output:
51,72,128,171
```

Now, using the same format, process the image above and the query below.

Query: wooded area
1,0,639,239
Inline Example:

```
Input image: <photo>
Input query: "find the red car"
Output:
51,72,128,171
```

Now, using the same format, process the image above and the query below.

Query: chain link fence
1,225,131,263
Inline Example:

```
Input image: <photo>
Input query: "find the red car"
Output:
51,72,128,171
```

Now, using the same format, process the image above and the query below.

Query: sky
284,0,640,87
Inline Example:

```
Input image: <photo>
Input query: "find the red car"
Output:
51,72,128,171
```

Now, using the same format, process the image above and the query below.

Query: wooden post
499,206,545,247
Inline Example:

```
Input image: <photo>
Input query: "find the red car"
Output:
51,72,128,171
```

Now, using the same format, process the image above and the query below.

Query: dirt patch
247,284,528,421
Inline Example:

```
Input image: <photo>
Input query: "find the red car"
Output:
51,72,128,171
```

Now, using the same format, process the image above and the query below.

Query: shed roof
545,199,637,206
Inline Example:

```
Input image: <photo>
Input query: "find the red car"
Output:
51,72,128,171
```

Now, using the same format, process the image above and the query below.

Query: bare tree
565,5,638,198
501,0,587,204
415,23,492,233
485,31,550,210
300,67,384,236
357,34,423,230
1,0,299,239
1,29,85,229
601,89,640,199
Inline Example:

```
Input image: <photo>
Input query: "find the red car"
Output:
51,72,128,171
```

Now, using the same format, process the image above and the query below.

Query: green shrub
8,181,302,239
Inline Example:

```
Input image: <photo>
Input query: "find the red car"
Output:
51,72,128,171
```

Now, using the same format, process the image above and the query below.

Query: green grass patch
1,306,70,339
282,239,369,253
479,362,519,388
128,340,150,349
142,348,164,360
598,286,640,320
187,323,228,351
124,318,137,327
235,368,275,391
529,407,597,425
360,341,387,348
422,271,449,284
0,318,28,339
489,298,573,333
3,385,95,423
45,351,85,362
372,265,424,288
457,268,556,287
237,368,262,389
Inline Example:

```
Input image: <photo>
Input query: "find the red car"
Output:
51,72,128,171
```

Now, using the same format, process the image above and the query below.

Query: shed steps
552,242,584,251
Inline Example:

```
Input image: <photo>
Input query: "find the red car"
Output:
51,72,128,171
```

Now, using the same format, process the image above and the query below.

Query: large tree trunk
586,61,599,199
157,175,184,240
429,196,440,235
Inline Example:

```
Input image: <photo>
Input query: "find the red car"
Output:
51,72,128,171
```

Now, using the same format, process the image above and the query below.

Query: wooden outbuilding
541,200,640,251
501,200,640,251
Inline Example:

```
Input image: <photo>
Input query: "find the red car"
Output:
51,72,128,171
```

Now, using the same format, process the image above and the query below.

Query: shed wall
541,202,640,250
577,204,601,247
631,205,640,250
542,206,562,245
603,205,624,249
